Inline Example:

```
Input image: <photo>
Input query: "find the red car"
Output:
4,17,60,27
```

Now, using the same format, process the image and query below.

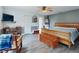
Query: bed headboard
55,22,79,29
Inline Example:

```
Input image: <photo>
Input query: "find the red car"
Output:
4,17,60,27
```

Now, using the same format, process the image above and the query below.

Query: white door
24,16,32,34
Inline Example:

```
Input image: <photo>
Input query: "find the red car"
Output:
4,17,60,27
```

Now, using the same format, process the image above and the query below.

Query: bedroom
0,6,79,53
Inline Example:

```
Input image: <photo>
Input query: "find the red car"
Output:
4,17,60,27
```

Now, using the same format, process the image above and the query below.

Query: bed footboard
40,28,72,48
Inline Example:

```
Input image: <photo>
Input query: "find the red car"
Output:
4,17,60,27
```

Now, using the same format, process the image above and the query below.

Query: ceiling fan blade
48,9,53,11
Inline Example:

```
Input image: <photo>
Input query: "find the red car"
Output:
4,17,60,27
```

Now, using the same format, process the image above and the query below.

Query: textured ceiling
3,6,79,15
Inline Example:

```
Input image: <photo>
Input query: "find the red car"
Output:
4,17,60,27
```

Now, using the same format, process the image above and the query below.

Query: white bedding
49,27,79,44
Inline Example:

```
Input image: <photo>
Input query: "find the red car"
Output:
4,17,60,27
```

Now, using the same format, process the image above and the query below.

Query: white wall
0,7,4,29
0,7,3,20
3,8,32,34
3,7,43,34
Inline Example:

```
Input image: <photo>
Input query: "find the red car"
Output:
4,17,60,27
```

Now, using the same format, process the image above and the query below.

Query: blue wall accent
49,9,79,29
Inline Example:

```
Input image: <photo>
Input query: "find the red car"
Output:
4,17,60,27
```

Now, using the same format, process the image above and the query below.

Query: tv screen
2,13,14,22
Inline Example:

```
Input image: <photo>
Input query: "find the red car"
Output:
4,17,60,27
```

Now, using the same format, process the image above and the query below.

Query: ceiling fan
40,6,53,13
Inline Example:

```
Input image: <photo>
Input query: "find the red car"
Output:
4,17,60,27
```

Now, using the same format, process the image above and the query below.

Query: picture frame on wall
32,16,38,23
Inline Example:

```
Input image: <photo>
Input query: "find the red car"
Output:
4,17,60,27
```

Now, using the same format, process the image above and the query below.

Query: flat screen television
2,13,14,22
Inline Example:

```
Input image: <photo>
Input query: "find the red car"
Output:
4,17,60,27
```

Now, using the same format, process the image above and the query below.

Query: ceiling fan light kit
41,6,53,13
42,9,48,13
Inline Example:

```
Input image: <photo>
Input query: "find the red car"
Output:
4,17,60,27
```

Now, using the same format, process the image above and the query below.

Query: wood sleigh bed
40,23,79,48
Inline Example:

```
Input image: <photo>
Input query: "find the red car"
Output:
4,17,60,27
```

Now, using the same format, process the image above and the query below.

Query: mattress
49,27,79,44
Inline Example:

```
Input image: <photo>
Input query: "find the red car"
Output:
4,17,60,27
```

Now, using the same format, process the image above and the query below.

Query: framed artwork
32,16,38,23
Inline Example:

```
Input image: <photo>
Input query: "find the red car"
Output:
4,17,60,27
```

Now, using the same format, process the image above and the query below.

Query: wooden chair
10,32,23,53
0,27,23,53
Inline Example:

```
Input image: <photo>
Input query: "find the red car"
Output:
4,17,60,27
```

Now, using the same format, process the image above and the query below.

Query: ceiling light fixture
41,6,53,13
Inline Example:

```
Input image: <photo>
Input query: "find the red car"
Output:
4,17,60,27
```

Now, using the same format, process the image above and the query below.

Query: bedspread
49,27,79,44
